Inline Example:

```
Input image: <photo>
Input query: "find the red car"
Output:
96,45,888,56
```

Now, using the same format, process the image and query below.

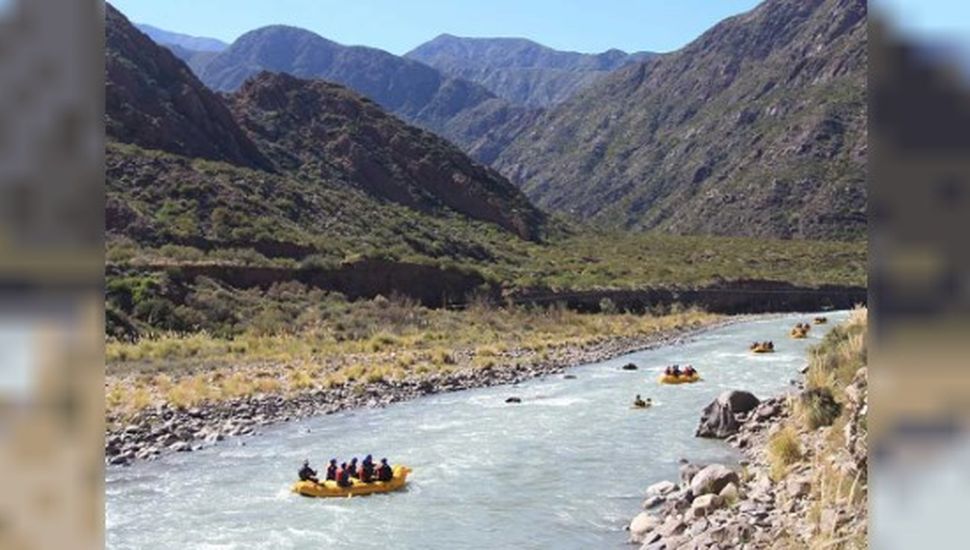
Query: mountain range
106,1,545,273
405,34,654,108
495,0,867,239
114,0,867,242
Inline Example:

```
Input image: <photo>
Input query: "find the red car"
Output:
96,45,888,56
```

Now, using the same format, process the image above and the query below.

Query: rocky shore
626,369,868,549
106,319,738,466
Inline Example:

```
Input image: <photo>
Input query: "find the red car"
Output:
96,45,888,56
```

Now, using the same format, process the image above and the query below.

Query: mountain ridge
494,0,867,240
406,34,655,107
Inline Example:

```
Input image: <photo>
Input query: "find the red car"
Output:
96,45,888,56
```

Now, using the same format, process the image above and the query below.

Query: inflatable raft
750,344,774,354
658,373,701,384
790,329,808,339
813,317,828,325
292,465,411,498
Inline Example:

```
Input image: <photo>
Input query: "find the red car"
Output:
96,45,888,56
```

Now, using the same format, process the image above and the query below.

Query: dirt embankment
111,260,866,313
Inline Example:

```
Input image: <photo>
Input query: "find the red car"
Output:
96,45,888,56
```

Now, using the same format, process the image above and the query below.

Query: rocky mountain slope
106,2,545,264
195,25,537,160
229,71,543,237
106,5,269,170
495,0,867,240
406,34,654,107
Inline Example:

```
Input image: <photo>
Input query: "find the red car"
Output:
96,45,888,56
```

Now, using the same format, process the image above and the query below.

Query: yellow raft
658,373,701,384
790,329,808,339
814,317,828,325
292,465,412,498
750,344,774,353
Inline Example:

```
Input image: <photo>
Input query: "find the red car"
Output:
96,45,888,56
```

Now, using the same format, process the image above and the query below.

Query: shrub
797,387,842,430
767,426,803,481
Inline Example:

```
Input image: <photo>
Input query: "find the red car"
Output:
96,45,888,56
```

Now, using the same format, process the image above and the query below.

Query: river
106,311,847,549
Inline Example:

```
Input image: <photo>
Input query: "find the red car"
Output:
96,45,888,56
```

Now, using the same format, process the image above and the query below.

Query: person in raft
298,459,319,483
325,458,338,481
359,455,376,482
377,458,393,482
634,394,647,407
348,457,359,479
336,462,353,487
683,365,697,377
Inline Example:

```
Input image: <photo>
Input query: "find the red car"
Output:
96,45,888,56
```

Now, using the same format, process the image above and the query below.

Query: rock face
696,391,760,438
495,0,867,240
405,34,655,108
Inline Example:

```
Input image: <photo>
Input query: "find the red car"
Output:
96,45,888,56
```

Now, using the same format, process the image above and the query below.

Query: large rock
646,480,677,497
695,391,760,438
629,512,662,543
690,494,724,517
689,464,740,497
720,390,761,413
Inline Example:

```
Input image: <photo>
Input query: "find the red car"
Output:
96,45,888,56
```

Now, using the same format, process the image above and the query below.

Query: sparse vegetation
767,426,803,481
104,298,719,419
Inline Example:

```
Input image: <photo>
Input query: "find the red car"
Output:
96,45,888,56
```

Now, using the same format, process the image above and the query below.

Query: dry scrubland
106,298,718,420
765,308,867,547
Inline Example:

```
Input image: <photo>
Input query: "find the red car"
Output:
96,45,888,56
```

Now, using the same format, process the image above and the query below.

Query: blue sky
110,0,762,55
874,0,970,41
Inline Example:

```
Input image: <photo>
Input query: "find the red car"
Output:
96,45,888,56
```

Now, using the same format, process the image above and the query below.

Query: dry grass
105,302,719,418
767,426,803,481
762,309,868,548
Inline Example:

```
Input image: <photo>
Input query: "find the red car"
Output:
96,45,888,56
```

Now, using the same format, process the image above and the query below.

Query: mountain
135,23,228,52
406,34,655,107
195,25,537,162
106,6,269,169
106,2,545,261
495,0,867,240
229,71,543,238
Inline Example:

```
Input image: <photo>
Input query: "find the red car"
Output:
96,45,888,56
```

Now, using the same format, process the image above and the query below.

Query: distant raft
658,373,702,384
750,342,775,353
292,465,411,498
813,316,828,324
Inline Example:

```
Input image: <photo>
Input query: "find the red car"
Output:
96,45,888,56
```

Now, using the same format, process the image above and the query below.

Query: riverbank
626,310,868,549
106,311,738,466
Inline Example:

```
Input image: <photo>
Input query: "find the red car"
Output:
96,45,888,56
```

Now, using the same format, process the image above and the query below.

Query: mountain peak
105,3,270,170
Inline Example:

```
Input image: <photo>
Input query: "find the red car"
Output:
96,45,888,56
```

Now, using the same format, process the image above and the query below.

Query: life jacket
378,464,392,481
326,465,337,480
336,468,351,486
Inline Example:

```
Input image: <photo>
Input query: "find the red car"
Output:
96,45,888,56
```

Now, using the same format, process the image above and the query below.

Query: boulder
622,363,639,371
505,397,522,404
695,398,739,438
657,517,687,538
720,390,761,413
680,462,704,485
719,482,740,502
642,495,664,509
689,464,740,497
646,480,677,497
690,494,724,517
629,512,662,543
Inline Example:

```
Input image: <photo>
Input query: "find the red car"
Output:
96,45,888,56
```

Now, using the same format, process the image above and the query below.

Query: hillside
106,3,546,273
406,34,654,107
106,6,269,170
196,25,536,160
228,72,544,238
495,0,867,240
